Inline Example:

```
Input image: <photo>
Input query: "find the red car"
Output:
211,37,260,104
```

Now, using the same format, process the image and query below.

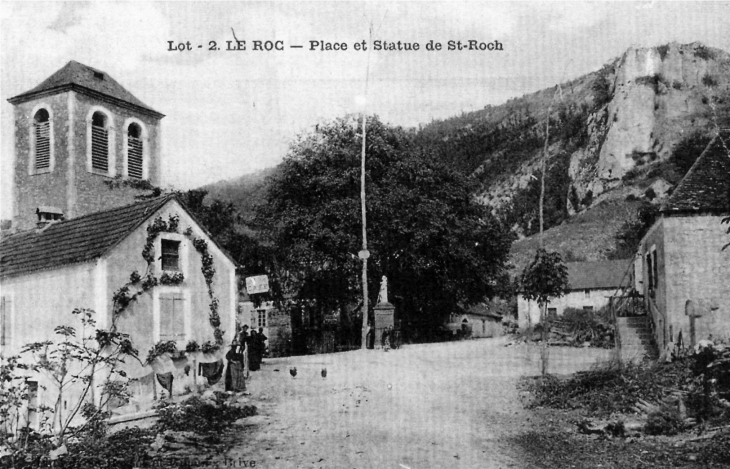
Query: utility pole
360,23,373,350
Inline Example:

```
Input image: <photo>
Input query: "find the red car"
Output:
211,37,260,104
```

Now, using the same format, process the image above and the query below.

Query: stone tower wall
13,90,161,230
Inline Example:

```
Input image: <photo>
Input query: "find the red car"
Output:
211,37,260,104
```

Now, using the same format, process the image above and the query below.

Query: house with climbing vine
0,195,238,418
0,61,238,422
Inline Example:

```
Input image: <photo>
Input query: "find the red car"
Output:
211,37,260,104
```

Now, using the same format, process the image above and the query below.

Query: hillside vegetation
203,42,730,270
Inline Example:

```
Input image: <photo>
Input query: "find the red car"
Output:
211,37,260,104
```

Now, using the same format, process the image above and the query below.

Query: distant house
447,303,503,338
517,260,629,329
238,296,292,357
638,136,730,349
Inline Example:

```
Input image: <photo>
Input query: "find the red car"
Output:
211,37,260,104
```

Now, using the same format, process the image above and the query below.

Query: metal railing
608,257,646,353
647,296,666,350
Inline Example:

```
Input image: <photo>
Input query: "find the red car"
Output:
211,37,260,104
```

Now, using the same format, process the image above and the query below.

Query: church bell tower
8,61,165,230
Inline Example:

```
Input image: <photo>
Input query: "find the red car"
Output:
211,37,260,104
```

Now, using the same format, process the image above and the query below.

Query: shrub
635,74,661,92
156,395,257,434
522,360,693,417
657,44,669,60
694,44,715,60
698,430,730,465
702,73,718,88
645,404,683,435
592,64,614,110
561,307,614,348
56,426,154,469
580,190,593,206
670,132,713,177
622,167,641,182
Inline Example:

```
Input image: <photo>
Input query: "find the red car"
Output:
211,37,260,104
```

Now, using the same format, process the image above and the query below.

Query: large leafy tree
254,115,514,338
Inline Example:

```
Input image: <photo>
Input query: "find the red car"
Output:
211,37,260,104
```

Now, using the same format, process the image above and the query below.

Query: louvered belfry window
91,111,109,172
127,123,143,179
34,109,50,170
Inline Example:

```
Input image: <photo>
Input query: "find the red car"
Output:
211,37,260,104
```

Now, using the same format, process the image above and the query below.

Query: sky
2,1,730,219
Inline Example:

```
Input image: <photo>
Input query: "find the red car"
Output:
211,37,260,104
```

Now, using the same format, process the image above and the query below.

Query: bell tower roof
7,60,164,119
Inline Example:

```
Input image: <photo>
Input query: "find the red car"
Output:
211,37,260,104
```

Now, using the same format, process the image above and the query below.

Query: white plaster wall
517,288,615,329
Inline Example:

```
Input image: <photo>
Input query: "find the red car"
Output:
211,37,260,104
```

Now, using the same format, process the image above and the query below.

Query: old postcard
2,2,730,468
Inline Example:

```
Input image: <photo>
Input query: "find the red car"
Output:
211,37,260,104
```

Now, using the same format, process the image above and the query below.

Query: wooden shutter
128,137,143,179
173,296,185,339
160,293,185,340
35,122,50,170
91,125,109,171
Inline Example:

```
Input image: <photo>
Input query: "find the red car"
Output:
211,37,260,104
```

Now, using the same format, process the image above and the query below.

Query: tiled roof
0,197,171,279
463,303,503,319
566,260,629,291
8,61,163,118
662,136,730,213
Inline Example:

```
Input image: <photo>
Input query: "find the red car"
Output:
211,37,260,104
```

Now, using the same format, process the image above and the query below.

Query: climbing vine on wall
112,212,225,365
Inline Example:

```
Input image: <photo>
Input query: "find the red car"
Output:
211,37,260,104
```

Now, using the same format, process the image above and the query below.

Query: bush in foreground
156,394,257,434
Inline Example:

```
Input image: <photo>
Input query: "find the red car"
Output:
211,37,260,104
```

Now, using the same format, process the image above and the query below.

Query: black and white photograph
1,1,730,468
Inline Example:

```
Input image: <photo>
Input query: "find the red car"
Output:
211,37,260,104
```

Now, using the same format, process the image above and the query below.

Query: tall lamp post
359,112,369,349
359,23,373,350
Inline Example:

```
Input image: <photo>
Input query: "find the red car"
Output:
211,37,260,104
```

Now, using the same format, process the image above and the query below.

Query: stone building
238,297,292,358
0,62,237,424
638,136,730,349
517,260,629,329
446,303,503,338
7,60,164,231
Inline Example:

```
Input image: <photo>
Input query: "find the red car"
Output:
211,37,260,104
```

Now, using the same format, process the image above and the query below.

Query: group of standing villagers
243,325,268,371
224,324,268,392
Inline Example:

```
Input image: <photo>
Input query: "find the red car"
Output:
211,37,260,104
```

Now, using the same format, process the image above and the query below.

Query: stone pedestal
374,301,395,348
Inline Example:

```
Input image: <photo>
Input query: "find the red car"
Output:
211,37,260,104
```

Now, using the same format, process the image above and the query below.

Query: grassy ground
510,198,642,274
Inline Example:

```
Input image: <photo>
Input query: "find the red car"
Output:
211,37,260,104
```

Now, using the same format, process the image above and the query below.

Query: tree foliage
669,132,713,178
608,201,660,259
253,115,514,335
520,249,569,307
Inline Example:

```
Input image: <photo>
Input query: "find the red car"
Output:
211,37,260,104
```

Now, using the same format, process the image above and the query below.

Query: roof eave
1,256,99,281
8,84,165,119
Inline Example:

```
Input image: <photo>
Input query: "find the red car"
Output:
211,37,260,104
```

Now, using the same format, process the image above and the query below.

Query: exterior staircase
616,316,658,362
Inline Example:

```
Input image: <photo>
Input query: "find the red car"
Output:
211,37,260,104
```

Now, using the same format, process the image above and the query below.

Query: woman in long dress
225,341,246,392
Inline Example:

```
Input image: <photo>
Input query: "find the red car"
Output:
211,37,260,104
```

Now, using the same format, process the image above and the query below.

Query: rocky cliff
572,42,730,210
421,42,729,242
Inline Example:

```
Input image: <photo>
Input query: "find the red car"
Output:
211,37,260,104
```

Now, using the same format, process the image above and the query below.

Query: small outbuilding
446,304,503,338
517,259,629,329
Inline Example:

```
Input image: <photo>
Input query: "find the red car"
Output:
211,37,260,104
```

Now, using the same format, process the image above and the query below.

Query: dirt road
226,338,614,469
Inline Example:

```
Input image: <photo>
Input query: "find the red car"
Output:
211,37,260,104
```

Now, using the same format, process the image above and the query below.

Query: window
652,251,658,289
257,310,267,328
34,109,51,171
161,240,180,271
0,295,10,348
584,289,591,298
127,123,144,179
159,293,185,341
646,253,654,291
548,307,557,319
91,111,109,172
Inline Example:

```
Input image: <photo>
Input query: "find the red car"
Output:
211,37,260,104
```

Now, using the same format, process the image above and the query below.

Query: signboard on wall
245,275,270,294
